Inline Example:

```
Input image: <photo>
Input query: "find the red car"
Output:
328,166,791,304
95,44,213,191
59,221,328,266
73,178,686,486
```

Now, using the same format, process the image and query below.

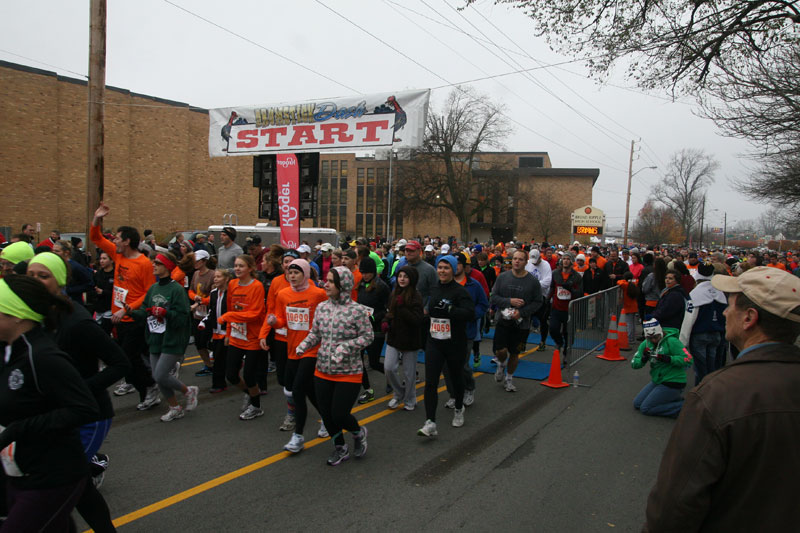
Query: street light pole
623,156,657,246
386,149,396,240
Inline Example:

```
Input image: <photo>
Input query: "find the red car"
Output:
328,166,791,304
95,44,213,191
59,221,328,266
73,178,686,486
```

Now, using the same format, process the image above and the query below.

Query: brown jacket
644,343,800,532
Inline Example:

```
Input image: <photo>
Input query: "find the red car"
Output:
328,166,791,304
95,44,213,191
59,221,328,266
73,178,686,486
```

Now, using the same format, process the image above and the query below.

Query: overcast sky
1,0,761,231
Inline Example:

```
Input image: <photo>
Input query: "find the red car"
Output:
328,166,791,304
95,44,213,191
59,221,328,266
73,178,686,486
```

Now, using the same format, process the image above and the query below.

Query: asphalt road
77,340,679,532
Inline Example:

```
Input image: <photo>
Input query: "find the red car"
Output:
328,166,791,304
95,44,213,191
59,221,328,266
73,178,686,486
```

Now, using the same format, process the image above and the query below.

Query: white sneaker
241,393,251,412
160,405,184,422
185,385,199,411
284,433,305,453
444,398,456,409
239,404,264,420
417,419,438,437
463,389,475,407
452,407,465,428
279,414,296,432
504,377,517,392
388,398,400,409
317,421,329,438
403,403,415,411
137,385,161,411
494,362,505,383
113,382,136,396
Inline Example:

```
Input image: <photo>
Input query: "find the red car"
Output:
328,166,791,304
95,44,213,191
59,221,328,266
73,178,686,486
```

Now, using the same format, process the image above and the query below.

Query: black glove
433,298,453,316
641,347,651,363
655,352,671,363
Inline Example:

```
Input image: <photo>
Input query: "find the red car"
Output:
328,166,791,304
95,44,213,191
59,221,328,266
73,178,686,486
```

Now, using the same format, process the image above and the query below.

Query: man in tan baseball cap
644,266,800,531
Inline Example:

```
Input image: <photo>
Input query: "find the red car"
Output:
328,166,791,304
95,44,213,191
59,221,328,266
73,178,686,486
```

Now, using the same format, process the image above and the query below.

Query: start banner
276,154,300,249
208,89,430,157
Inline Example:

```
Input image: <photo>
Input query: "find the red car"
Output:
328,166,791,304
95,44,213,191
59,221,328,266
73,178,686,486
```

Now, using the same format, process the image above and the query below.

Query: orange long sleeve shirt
90,225,155,322
259,274,290,342
272,285,327,360
221,278,266,350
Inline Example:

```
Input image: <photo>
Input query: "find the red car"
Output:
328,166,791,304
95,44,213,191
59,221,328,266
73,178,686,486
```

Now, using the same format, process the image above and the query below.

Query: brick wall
0,61,256,240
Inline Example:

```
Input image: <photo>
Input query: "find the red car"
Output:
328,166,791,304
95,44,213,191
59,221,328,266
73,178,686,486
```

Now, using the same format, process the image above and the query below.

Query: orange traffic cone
541,349,569,388
597,314,625,361
618,318,631,351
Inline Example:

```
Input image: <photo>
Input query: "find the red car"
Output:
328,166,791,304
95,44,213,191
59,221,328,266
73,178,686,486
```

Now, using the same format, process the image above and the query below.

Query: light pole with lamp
623,164,657,246
386,148,398,240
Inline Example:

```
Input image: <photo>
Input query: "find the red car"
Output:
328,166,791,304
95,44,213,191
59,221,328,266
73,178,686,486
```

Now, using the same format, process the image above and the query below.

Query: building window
322,160,329,178
331,160,339,178
357,168,365,184
519,156,544,168
367,168,375,185
341,160,348,177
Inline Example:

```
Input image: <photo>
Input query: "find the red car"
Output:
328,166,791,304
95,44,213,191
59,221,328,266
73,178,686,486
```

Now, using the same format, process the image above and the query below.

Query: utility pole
723,211,727,248
623,140,635,246
86,0,106,260
699,195,706,248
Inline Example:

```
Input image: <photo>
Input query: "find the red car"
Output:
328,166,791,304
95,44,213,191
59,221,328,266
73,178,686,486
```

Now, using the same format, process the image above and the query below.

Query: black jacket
93,267,115,314
582,267,611,295
0,328,100,489
357,277,390,333
384,288,425,351
653,285,689,330
426,280,475,347
56,303,130,420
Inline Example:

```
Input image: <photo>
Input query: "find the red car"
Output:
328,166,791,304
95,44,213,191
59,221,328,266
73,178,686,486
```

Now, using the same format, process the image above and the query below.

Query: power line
162,0,360,94
440,0,630,152
314,0,627,171
467,4,639,143
0,49,87,79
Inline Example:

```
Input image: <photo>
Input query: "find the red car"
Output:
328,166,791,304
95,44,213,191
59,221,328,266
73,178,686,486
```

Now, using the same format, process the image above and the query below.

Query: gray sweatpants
150,353,184,401
384,345,418,408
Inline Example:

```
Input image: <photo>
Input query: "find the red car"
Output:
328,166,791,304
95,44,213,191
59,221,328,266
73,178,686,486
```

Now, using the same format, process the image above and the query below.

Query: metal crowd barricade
564,286,621,368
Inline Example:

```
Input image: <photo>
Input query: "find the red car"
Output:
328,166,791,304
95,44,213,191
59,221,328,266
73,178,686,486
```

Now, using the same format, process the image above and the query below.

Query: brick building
1,60,597,245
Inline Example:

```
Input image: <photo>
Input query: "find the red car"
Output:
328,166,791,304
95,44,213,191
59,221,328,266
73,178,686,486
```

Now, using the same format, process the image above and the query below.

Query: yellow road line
94,344,542,531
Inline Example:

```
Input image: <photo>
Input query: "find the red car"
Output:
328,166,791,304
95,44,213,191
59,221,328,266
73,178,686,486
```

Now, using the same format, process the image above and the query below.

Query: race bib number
231,322,248,341
147,315,166,334
557,286,572,301
113,286,129,308
183,277,189,288
286,306,310,331
0,426,22,477
194,305,208,320
430,318,452,340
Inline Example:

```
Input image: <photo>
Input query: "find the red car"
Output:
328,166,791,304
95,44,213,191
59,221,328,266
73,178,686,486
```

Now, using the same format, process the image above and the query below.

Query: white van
207,222,339,250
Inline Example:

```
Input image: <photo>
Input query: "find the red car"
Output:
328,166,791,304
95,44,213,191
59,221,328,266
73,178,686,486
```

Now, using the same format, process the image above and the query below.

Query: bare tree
468,1,800,214
651,149,718,245
631,200,684,245
469,0,800,94
518,186,571,243
400,87,512,242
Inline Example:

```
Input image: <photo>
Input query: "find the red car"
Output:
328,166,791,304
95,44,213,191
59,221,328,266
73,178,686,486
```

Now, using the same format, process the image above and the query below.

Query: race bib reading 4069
430,318,452,340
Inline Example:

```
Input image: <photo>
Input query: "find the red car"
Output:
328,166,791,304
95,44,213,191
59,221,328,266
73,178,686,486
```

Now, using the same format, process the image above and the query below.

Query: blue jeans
633,381,684,418
690,331,722,385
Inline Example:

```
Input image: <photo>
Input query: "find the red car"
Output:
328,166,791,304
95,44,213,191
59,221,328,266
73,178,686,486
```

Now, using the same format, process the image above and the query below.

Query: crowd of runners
1,203,799,531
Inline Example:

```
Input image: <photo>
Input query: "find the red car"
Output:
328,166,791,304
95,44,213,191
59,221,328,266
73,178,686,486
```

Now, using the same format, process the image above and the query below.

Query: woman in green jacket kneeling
631,318,692,418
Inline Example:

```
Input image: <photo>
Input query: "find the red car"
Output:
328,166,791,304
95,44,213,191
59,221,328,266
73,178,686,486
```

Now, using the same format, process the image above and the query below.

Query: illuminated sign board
573,225,602,235
571,206,606,237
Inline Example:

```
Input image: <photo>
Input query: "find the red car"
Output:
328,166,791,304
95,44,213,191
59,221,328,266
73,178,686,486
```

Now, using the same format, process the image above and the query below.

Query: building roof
474,167,600,185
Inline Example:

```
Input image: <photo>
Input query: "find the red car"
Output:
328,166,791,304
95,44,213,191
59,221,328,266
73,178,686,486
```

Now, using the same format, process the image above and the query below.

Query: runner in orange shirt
260,249,296,431
90,202,159,410
219,254,266,420
267,259,327,453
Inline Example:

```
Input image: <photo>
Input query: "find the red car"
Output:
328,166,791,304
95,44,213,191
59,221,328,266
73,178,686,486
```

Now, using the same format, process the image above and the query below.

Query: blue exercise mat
482,328,603,351
474,355,550,381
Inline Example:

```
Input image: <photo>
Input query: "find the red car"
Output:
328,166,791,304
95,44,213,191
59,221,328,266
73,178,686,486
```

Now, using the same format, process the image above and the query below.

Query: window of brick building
519,156,544,168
